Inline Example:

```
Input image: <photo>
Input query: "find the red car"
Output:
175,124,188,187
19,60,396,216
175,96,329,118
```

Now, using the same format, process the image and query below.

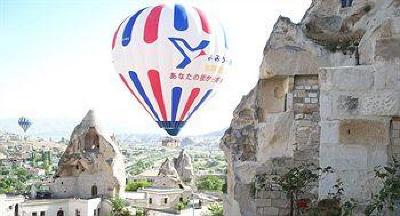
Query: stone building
220,0,400,215
130,151,193,211
51,110,126,199
161,137,181,149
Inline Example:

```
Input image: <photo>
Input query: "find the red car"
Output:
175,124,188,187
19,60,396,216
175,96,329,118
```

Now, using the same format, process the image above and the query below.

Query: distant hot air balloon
112,3,230,136
18,117,32,133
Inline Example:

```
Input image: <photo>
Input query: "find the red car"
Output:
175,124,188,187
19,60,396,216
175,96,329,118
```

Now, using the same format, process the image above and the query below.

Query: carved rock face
51,110,126,199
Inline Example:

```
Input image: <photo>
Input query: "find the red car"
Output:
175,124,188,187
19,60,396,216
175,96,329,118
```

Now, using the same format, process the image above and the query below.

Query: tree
111,197,132,216
125,180,152,192
208,203,223,216
196,176,225,192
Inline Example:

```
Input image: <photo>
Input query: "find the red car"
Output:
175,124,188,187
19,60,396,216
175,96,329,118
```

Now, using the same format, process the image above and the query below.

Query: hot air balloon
112,3,230,136
18,117,32,133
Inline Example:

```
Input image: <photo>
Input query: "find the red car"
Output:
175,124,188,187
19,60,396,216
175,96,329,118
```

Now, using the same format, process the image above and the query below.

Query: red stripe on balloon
148,70,168,121
112,18,126,49
194,7,210,34
119,73,154,119
179,88,200,121
144,5,163,43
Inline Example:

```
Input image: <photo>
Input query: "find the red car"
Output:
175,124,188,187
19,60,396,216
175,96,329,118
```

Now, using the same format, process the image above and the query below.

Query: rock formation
50,110,126,199
158,158,179,177
157,150,194,185
174,150,195,183
221,0,400,215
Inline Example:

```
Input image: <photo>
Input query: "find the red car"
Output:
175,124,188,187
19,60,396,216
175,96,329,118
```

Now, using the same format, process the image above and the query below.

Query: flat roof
139,187,184,194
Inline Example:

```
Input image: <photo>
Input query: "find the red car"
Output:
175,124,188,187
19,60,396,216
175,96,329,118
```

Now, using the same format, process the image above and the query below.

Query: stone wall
221,0,400,215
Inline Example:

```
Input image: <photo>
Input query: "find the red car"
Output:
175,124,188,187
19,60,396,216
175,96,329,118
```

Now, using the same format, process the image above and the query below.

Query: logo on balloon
168,38,209,69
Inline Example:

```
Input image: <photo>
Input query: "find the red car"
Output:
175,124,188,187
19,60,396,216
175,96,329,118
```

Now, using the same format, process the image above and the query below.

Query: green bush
208,203,223,216
176,201,185,210
196,176,225,192
125,180,152,192
135,208,145,216
111,197,132,216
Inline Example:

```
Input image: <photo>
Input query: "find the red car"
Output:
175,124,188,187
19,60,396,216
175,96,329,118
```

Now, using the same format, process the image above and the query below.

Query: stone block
256,199,272,207
271,199,288,208
319,66,375,91
311,98,319,104
391,17,400,34
339,119,389,145
393,120,400,130
320,121,340,144
260,47,320,79
320,144,368,170
263,207,279,216
373,63,400,90
278,208,290,216
257,207,264,216
256,112,295,163
360,91,400,116
270,191,282,199
375,38,400,61
337,95,359,114
295,114,304,120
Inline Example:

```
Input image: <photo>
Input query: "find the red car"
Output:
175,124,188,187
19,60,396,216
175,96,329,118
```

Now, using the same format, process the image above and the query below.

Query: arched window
91,185,98,197
57,210,64,216
85,127,99,152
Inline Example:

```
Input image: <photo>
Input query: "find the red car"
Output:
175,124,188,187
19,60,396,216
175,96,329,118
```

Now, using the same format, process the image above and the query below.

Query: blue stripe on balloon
174,4,189,31
128,71,161,121
122,8,147,47
186,89,213,121
223,27,228,48
171,87,182,121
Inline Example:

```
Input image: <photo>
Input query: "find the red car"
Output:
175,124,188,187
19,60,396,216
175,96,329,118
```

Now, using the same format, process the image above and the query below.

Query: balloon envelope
18,117,32,133
112,3,230,136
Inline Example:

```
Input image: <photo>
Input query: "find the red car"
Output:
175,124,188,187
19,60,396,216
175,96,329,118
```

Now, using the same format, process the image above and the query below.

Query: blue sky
0,0,311,136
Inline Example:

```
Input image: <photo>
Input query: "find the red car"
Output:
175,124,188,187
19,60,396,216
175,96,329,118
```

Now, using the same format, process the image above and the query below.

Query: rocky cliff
221,0,400,215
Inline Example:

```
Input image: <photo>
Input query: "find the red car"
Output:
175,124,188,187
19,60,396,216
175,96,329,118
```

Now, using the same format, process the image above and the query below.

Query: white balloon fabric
112,3,230,136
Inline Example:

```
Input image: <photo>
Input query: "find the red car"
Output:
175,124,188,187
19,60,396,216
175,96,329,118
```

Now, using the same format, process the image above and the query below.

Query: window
97,208,100,216
32,213,38,216
149,198,152,204
75,209,80,216
94,209,97,216
164,198,168,204
179,197,183,202
57,210,64,216
91,185,98,197
40,211,46,216
341,0,353,8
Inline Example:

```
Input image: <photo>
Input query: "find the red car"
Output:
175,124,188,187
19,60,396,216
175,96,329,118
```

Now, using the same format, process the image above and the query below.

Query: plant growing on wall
365,160,400,215
307,178,357,216
272,165,320,216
